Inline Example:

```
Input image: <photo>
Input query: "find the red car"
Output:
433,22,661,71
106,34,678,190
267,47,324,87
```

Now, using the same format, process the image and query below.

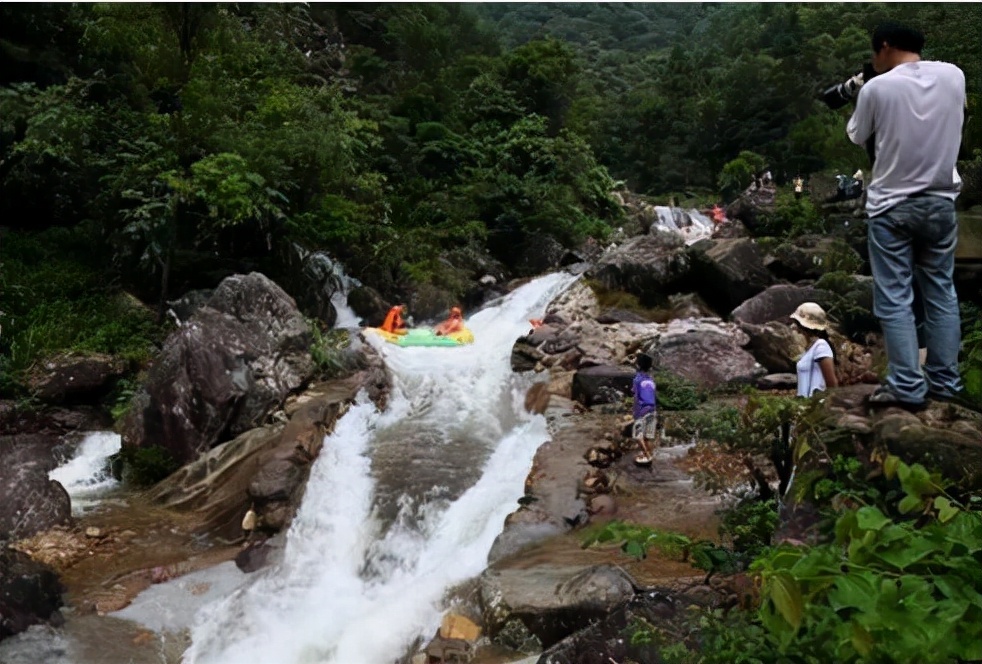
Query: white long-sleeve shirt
846,60,965,217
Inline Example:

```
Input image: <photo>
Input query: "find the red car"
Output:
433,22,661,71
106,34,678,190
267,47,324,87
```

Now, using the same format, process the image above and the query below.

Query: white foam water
49,431,122,515
178,271,577,664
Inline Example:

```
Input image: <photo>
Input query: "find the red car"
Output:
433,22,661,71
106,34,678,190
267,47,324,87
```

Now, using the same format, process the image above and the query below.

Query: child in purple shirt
632,354,658,464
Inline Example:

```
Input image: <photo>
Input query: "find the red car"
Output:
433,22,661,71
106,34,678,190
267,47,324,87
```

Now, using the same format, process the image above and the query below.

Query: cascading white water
49,431,121,515
652,206,715,245
182,271,578,664
328,261,363,329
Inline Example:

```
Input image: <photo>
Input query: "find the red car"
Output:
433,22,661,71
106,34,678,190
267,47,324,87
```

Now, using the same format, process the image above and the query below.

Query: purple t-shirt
633,371,656,419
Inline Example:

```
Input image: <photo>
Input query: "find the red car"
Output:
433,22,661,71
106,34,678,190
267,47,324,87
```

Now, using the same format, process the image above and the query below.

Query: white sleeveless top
797,338,833,397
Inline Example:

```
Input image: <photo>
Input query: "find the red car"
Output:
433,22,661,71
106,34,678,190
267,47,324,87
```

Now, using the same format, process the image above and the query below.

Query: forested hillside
1,3,980,395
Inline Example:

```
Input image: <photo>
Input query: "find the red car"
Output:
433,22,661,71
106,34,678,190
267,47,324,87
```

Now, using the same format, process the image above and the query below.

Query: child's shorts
632,412,657,440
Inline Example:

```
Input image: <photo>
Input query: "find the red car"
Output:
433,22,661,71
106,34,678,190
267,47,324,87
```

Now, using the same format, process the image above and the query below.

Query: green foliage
118,445,179,487
823,238,863,274
309,324,353,379
960,302,982,405
754,498,982,662
718,498,779,558
582,520,741,577
718,151,768,201
654,371,705,411
109,376,140,423
755,190,825,238
0,228,164,395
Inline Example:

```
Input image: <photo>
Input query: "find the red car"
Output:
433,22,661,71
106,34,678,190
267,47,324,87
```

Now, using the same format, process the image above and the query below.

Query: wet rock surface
119,272,316,465
0,435,72,542
0,549,64,640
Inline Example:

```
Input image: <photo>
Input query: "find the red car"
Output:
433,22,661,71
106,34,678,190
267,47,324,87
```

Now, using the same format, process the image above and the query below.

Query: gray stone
120,272,315,465
480,565,637,648
687,238,775,316
571,366,634,407
645,319,766,389
0,436,72,542
731,284,834,326
0,549,64,641
588,234,690,306
26,353,125,405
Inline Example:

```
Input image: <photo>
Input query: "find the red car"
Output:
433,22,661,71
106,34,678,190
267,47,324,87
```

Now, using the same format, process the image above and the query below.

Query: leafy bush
718,150,767,201
0,228,165,395
755,190,825,238
960,302,982,404
718,497,779,558
654,371,705,411
309,324,353,379
582,520,741,577
754,500,982,662
118,445,179,486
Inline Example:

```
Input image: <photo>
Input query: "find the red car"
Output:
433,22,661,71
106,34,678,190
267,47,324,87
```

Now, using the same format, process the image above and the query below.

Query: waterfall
651,206,715,245
49,431,121,515
180,271,578,664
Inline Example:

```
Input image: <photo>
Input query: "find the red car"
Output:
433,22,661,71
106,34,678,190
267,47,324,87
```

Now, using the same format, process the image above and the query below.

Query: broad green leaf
934,496,959,523
767,570,804,630
898,494,924,515
829,572,877,612
883,454,900,480
623,540,646,560
851,623,873,657
855,506,891,531
874,536,943,571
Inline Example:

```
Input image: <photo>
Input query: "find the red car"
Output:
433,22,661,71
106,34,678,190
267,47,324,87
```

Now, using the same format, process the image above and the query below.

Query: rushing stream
0,271,576,664
48,431,122,515
149,271,575,664
179,271,576,664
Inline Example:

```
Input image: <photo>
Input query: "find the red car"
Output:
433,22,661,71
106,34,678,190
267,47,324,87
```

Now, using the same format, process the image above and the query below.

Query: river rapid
0,272,577,664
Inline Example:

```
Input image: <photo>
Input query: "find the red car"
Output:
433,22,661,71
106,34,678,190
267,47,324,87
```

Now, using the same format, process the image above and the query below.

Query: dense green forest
1,3,980,392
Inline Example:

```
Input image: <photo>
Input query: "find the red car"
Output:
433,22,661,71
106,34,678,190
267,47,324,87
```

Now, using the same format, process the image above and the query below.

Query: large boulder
514,235,567,277
588,233,690,306
120,273,315,465
724,185,777,235
687,238,775,316
148,371,383,541
347,285,390,328
645,319,766,389
275,246,343,328
25,353,125,405
768,235,863,281
740,321,807,374
0,549,64,641
480,564,637,650
0,435,72,542
730,284,834,326
571,365,634,407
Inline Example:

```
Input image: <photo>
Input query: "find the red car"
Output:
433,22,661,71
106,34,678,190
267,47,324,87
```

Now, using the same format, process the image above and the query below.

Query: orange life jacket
435,310,463,336
381,306,406,334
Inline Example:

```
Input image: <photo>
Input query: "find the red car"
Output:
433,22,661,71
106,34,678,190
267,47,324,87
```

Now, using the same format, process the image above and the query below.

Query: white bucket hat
790,302,830,331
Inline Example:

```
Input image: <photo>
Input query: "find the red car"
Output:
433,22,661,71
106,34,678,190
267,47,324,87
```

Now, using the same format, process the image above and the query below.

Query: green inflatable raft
368,327,475,347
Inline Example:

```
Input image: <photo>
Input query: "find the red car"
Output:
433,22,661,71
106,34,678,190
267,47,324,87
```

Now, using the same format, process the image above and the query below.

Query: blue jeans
867,195,962,402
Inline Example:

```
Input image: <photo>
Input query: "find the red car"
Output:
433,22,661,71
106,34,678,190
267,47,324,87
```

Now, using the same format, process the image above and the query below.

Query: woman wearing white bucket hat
790,302,839,397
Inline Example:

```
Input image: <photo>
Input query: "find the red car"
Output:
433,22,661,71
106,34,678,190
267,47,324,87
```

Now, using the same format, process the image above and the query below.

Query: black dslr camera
821,62,879,110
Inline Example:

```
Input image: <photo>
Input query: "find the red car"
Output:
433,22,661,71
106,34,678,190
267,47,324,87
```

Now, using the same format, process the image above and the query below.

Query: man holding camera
846,22,966,409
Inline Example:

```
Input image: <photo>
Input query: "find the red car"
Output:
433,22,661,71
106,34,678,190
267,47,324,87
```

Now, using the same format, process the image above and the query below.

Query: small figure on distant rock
793,176,804,200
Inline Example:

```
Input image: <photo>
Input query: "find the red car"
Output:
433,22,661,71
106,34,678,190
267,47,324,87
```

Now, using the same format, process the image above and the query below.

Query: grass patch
0,227,167,396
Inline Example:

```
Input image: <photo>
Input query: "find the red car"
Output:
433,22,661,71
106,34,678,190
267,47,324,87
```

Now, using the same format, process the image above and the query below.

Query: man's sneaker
867,385,927,411
928,389,981,413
